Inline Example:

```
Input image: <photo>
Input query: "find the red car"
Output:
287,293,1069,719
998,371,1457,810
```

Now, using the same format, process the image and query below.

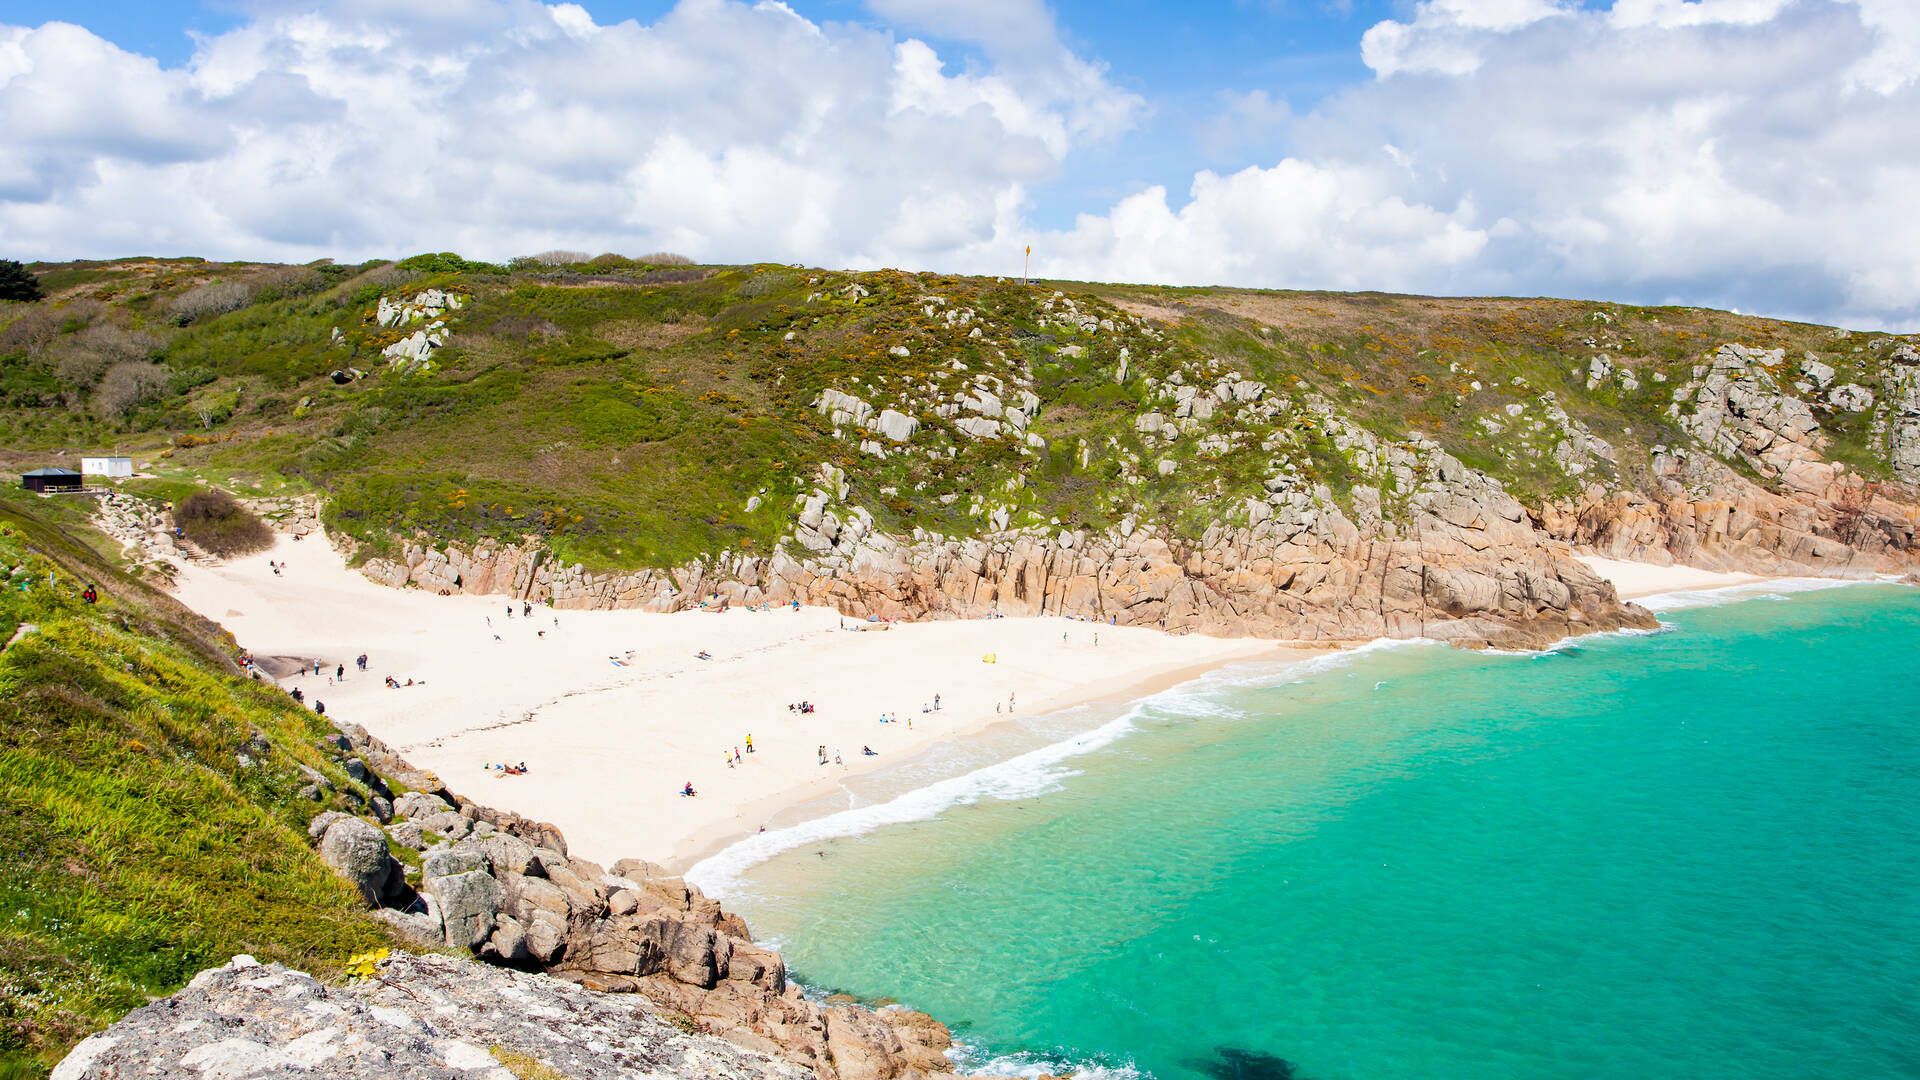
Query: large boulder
316,817,391,907
424,869,501,950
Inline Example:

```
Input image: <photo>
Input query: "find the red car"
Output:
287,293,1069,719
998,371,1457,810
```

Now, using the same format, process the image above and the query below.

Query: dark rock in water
1189,1046,1304,1080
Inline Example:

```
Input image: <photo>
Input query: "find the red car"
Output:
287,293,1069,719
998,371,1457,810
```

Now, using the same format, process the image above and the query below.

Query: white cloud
1035,0,1920,329
0,0,1136,267
1,0,1917,330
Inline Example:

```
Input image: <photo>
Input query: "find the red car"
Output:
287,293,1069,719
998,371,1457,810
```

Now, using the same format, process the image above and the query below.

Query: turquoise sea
692,583,1920,1080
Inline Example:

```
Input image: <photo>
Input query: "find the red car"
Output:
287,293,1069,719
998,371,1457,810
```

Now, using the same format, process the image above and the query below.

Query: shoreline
166,529,1294,868
683,569,1910,894
161,526,1841,873
663,648,1312,875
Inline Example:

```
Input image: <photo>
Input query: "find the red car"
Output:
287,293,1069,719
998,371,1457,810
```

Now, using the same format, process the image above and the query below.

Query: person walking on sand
1009,692,1016,713
336,663,344,680
745,734,754,754
726,750,735,768
934,693,941,711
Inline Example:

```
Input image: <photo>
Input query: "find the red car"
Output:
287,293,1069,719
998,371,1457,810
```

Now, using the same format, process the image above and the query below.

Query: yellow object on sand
982,653,996,663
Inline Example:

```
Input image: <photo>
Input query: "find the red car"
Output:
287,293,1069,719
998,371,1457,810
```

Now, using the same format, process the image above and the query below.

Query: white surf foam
685,643,1418,897
950,1044,1143,1080
1635,574,1894,613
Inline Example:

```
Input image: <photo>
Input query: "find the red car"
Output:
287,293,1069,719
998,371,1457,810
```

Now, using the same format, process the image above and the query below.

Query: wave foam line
950,1045,1143,1080
685,642,1419,898
1635,574,1896,613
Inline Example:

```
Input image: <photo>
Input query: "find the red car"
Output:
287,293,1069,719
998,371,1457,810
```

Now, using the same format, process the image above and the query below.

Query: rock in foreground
53,952,809,1080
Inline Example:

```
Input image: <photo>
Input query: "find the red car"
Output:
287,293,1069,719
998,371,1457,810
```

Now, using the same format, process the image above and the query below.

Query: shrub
170,280,253,324
633,252,693,266
250,266,326,302
518,250,589,267
93,361,172,419
172,490,273,557
0,258,44,301
51,324,163,389
397,252,507,275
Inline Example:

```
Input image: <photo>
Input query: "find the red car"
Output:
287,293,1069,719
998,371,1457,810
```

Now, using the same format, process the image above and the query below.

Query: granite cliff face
352,339,1920,642
359,433,1659,650
295,720,958,1080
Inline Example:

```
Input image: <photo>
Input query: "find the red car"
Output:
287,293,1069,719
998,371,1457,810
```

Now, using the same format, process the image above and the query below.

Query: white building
81,456,134,479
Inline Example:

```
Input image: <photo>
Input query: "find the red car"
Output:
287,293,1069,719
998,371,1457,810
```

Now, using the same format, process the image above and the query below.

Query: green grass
3,257,1914,576
0,493,396,1078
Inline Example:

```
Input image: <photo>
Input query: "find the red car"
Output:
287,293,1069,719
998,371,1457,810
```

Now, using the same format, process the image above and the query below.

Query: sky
2,1,1917,329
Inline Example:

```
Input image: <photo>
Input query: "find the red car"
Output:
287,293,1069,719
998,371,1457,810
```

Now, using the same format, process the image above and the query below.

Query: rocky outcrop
52,952,809,1080
305,721,957,1080
351,335,1920,637
361,470,1650,650
1887,343,1920,485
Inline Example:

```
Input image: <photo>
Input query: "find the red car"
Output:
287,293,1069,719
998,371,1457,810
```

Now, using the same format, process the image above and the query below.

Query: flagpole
1023,244,1030,285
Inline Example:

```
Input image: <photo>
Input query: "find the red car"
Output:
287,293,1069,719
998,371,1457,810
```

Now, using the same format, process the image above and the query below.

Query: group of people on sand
268,560,286,576
723,734,755,767
384,675,418,689
787,701,816,714
487,761,528,776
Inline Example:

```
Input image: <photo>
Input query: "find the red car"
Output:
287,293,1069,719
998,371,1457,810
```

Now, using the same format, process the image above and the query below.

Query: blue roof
22,468,82,477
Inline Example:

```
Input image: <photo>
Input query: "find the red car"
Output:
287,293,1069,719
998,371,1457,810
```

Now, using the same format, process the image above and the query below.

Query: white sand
172,533,1310,869
1577,556,1769,601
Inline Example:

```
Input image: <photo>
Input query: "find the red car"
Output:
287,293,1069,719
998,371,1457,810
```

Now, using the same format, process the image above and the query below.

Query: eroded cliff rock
296,720,958,1080
51,952,810,1080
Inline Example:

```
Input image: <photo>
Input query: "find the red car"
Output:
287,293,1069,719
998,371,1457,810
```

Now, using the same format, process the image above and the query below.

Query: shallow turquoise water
717,585,1920,1080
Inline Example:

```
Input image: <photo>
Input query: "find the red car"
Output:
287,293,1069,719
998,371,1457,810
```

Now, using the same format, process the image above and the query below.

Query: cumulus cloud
1022,0,1920,329
0,0,1137,266
1,0,1917,329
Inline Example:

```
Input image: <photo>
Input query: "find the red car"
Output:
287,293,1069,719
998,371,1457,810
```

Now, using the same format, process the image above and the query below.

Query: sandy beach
1576,556,1768,600
171,533,1303,868
165,534,1788,869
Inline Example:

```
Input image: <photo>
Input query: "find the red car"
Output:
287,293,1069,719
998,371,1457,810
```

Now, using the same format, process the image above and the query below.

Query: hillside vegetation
0,492,395,1078
1,254,1914,576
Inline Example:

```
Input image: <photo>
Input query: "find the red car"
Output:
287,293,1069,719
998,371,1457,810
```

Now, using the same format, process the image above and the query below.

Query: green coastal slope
0,493,393,1078
4,254,1913,578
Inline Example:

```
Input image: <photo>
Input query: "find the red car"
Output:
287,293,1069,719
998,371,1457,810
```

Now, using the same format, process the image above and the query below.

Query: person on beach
726,750,735,768
522,602,532,618
314,701,325,715
834,749,843,766
817,745,827,765
506,605,513,618
357,654,368,671
863,745,877,756
934,693,941,711
682,782,697,797
1009,692,1016,713
745,735,754,754
291,687,304,703
335,664,344,680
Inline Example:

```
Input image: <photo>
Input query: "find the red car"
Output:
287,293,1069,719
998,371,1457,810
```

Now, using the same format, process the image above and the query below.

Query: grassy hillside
2,254,1913,574
0,492,394,1078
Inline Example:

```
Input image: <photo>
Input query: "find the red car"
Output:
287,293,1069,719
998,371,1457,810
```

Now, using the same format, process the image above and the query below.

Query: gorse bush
172,490,273,556
170,280,253,325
